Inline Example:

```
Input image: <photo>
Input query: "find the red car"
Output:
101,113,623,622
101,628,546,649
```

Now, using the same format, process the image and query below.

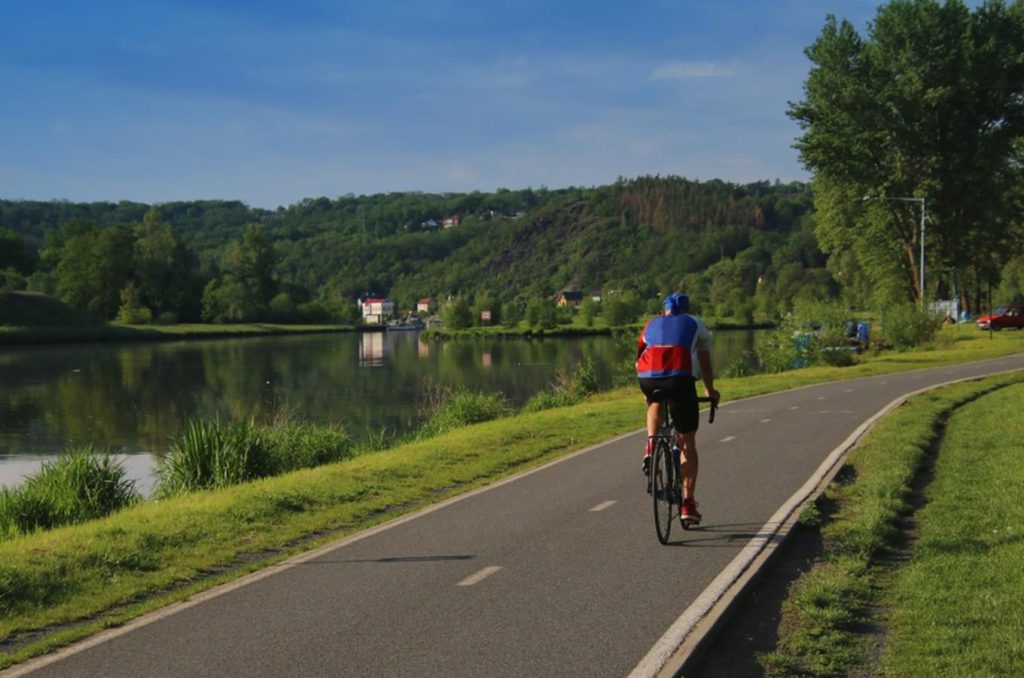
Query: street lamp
863,195,928,305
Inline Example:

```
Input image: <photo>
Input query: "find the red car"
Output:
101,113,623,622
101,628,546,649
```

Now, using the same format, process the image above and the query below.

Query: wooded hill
0,177,828,323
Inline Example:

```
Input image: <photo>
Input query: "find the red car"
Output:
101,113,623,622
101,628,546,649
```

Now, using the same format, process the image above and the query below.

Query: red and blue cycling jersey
636,314,711,379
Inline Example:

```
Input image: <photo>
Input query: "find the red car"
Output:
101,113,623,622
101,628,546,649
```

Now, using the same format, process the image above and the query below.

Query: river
0,328,761,493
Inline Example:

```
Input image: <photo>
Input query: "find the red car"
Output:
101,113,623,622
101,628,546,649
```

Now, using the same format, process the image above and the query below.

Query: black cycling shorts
638,376,699,434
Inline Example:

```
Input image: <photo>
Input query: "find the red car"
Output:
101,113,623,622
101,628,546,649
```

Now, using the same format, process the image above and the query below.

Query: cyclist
636,292,719,525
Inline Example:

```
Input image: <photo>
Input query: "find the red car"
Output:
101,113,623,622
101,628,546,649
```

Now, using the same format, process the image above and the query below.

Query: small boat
386,317,425,331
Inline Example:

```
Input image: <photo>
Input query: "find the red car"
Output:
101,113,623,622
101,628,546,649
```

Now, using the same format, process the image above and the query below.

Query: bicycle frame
648,394,716,544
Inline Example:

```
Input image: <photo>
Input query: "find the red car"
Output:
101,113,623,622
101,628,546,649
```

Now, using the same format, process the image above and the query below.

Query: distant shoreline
0,323,357,346
420,320,775,341
0,319,776,346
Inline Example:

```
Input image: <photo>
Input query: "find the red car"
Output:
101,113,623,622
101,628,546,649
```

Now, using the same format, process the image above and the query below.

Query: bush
521,390,575,413
882,303,943,350
116,305,153,324
722,351,760,378
604,292,641,326
757,300,860,373
262,421,353,472
417,389,511,438
1,268,27,292
155,419,268,497
521,357,600,412
155,418,354,497
0,447,140,538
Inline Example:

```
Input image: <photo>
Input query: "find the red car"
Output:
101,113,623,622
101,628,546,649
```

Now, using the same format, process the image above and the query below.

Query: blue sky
3,1,885,209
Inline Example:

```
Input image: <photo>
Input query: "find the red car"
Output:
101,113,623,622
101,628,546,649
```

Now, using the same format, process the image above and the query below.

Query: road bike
647,394,716,545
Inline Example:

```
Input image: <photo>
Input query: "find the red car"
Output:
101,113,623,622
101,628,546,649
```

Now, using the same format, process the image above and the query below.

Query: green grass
761,370,1024,676
878,383,1024,677
155,417,354,497
0,325,1020,668
0,447,140,538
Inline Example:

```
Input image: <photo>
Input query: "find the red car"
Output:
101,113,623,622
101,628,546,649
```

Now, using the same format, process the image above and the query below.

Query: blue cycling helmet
662,292,690,315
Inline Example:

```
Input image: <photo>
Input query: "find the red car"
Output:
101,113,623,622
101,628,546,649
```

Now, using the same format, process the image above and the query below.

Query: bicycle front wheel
652,439,676,544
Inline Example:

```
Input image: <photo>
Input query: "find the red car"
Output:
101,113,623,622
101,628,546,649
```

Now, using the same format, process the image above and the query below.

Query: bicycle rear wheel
652,439,676,544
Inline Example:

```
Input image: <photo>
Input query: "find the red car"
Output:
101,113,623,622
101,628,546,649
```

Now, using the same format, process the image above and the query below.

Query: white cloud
650,61,735,80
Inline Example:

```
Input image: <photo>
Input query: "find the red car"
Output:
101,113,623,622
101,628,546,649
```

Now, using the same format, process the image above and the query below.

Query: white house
361,297,395,325
416,297,435,314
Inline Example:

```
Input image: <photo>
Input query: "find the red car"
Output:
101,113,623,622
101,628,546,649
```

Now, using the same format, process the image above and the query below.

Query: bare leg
646,402,663,439
677,430,699,500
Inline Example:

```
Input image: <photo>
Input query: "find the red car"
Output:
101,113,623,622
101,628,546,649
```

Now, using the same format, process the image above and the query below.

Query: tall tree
789,0,1024,306
55,225,135,318
202,224,278,322
133,207,195,316
0,228,35,275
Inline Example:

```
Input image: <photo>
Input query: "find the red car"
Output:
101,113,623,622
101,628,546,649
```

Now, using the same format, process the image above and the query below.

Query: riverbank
0,291,357,345
420,318,775,340
0,322,356,345
0,328,1021,668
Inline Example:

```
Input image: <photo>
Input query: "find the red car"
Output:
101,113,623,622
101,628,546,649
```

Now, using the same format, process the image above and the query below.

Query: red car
977,304,1024,330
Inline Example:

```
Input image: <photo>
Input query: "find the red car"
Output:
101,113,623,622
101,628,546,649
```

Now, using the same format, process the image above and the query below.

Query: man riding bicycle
637,292,720,525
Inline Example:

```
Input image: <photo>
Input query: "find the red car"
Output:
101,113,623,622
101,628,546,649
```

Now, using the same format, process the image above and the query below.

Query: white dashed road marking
457,566,502,587
789,406,799,410
720,436,736,443
760,418,772,424
590,500,617,512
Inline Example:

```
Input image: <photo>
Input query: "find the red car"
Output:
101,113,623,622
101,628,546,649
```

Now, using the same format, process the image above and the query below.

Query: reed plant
522,356,600,412
261,421,353,471
155,417,353,497
0,446,139,538
416,389,511,438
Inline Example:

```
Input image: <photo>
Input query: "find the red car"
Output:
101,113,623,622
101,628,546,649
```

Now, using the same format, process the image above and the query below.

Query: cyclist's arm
697,350,719,402
692,317,719,402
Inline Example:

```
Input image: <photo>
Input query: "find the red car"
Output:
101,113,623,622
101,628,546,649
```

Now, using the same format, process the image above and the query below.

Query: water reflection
0,328,760,489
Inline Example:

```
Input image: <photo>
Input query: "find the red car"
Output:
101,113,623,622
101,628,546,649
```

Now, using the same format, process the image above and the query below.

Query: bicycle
647,392,717,545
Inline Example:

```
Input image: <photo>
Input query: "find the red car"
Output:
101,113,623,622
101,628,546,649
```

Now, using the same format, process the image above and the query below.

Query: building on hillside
556,290,585,308
442,215,461,228
360,297,395,325
420,219,440,231
416,297,435,314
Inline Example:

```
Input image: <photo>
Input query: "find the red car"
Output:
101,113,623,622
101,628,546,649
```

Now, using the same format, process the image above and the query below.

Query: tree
202,224,278,322
133,207,194,316
603,292,641,326
442,297,472,329
579,297,599,326
789,0,1024,305
524,297,557,329
0,228,35,275
472,291,499,326
55,225,135,318
997,256,1024,303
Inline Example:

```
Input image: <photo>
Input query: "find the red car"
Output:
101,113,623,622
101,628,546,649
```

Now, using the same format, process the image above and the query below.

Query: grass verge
761,370,1024,676
877,381,1024,676
0,326,1021,668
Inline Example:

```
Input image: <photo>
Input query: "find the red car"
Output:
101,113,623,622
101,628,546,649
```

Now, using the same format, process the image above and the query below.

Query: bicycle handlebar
697,396,718,424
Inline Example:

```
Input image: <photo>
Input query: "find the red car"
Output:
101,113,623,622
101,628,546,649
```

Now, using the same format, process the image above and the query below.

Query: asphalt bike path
8,355,1024,677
